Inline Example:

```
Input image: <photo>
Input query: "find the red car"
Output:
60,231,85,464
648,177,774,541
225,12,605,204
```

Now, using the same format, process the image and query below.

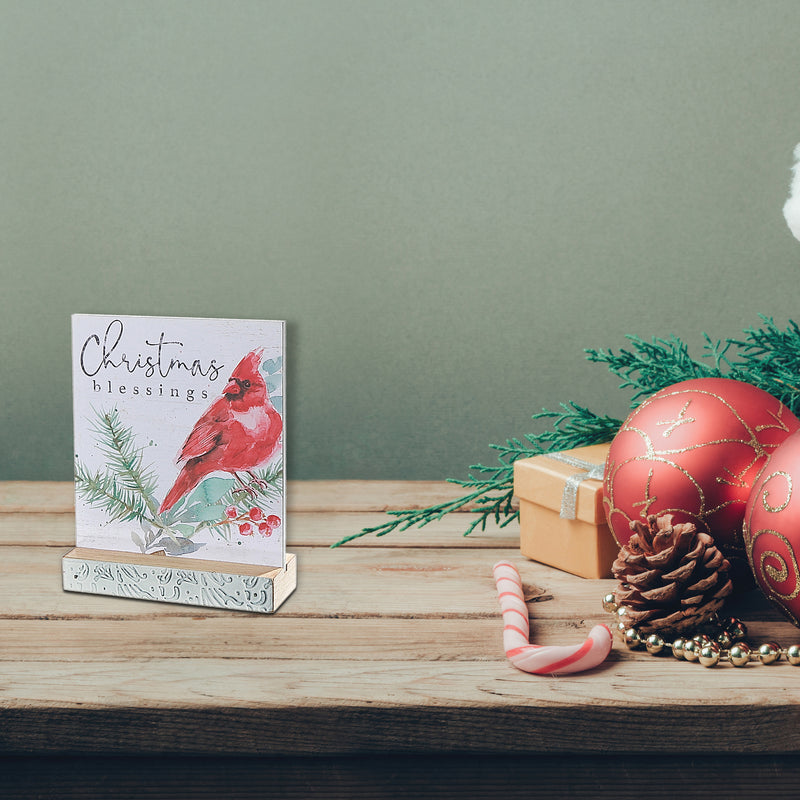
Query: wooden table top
4,480,800,797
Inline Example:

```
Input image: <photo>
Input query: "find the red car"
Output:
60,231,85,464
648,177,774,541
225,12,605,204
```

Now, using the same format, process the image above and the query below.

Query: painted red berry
238,522,253,535
225,505,238,520
248,507,264,521
258,521,272,536
266,515,281,528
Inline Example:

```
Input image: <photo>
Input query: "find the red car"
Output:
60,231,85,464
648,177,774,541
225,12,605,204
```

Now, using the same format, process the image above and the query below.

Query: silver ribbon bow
544,452,605,520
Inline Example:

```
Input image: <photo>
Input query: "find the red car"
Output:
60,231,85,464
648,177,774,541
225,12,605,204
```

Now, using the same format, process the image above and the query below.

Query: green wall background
3,1,800,481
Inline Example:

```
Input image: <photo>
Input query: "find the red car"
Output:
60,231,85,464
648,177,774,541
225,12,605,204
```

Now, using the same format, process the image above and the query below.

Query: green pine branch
585,334,721,406
90,407,161,519
493,403,623,462
332,404,622,546
74,459,149,523
76,407,162,528
707,316,800,414
216,462,284,514
248,462,284,502
333,316,800,547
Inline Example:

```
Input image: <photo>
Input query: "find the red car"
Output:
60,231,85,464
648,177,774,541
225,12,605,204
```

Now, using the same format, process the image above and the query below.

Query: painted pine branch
90,408,161,519
74,460,148,523
219,463,284,511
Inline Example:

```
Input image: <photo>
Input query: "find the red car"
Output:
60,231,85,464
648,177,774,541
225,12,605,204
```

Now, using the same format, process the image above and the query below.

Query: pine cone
612,514,733,636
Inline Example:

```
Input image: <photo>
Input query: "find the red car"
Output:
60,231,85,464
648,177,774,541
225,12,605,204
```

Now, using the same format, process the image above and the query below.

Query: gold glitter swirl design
604,386,794,537
764,550,789,583
750,529,800,602
760,470,793,513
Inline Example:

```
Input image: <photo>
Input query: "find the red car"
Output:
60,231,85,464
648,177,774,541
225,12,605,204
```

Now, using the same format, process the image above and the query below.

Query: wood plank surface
0,480,502,514
2,540,786,623
2,657,800,755
2,510,519,548
2,614,795,662
5,478,800,798
0,544,601,619
0,617,507,661
4,651,800,715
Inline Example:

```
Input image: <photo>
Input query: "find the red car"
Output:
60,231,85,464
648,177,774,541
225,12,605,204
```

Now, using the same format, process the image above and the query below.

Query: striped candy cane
493,560,613,675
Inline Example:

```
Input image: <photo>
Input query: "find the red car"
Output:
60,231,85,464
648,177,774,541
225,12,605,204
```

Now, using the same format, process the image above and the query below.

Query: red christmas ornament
603,378,800,583
744,431,800,625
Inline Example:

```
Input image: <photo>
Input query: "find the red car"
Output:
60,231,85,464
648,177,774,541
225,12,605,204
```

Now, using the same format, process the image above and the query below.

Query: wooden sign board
62,314,296,613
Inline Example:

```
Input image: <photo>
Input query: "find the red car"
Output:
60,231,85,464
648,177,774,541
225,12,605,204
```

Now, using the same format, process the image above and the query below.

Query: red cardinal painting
159,349,282,514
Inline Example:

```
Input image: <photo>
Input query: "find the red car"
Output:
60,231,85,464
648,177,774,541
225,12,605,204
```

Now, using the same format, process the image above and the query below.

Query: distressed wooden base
61,547,296,613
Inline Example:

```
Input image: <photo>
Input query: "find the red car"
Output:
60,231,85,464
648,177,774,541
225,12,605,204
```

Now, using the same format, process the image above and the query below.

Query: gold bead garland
602,593,800,668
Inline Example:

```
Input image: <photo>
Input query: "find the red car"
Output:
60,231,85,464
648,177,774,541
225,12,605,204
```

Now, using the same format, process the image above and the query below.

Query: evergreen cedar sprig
585,334,721,406
588,316,800,416
331,403,621,547
332,316,800,547
714,316,800,415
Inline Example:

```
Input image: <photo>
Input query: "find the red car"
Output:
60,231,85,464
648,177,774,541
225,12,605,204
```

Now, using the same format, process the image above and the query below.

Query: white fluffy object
784,143,800,241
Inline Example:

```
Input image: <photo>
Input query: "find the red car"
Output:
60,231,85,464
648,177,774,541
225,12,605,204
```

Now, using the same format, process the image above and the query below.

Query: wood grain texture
4,480,800,780
2,510,519,548
4,653,800,716
0,682,798,755
1,615,795,661
0,481,76,513
0,480,502,514
0,544,601,619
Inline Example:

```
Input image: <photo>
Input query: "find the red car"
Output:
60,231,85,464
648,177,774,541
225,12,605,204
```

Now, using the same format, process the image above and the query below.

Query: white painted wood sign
63,314,295,612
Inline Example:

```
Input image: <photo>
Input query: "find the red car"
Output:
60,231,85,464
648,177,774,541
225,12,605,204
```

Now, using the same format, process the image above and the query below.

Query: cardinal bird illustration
158,349,282,514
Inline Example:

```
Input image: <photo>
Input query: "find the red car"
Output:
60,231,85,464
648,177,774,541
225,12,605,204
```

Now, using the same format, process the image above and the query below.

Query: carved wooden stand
62,548,296,613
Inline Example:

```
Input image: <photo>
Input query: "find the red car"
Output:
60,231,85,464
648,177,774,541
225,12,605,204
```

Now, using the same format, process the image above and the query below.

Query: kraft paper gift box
513,443,618,579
